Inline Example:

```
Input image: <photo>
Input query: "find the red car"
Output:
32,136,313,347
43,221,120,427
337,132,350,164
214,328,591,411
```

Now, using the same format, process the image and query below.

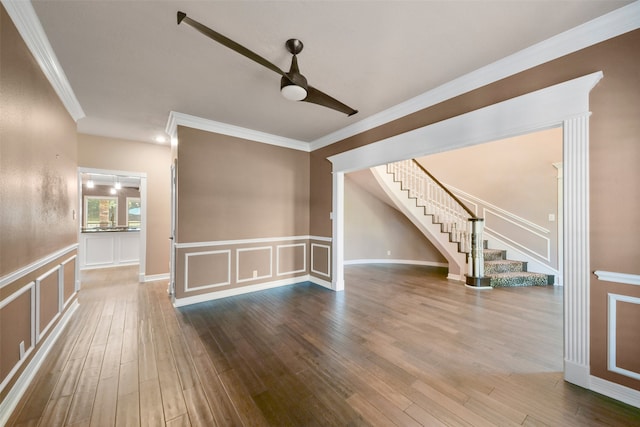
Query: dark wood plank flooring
6,264,640,426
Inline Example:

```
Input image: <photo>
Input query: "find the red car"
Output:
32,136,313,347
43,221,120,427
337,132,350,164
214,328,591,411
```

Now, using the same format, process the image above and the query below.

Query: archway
328,71,603,388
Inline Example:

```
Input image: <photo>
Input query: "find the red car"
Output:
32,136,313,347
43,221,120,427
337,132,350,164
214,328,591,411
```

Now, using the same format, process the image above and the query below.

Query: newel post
466,218,491,288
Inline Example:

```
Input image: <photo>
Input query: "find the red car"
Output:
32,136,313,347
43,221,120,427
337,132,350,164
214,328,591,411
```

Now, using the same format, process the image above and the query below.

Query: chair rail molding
594,270,640,286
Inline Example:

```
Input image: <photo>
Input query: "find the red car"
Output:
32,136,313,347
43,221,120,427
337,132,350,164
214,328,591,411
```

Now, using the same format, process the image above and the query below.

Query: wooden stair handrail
411,159,478,220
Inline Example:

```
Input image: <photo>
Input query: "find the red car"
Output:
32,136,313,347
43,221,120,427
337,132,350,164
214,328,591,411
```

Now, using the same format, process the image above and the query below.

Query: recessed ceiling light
155,135,166,144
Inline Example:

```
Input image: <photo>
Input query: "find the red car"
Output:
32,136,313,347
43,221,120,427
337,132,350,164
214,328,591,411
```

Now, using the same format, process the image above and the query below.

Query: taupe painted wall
0,7,77,277
345,170,446,264
176,126,310,242
77,134,171,276
0,4,78,402
310,30,640,391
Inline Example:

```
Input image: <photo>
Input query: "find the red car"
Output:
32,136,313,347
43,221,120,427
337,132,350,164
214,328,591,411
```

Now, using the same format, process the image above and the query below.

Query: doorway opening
328,71,602,388
342,128,563,284
77,167,147,283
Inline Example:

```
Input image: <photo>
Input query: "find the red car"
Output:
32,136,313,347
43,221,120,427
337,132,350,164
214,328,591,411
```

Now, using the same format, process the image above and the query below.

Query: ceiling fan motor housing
280,53,308,101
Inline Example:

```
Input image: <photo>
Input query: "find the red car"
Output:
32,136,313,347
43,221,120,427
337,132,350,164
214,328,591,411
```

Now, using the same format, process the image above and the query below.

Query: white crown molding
309,1,640,151
166,111,310,152
328,72,603,173
174,235,330,249
2,0,85,122
595,270,640,286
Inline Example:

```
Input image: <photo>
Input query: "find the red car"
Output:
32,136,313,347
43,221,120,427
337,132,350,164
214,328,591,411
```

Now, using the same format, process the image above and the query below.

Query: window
84,196,117,228
127,197,141,228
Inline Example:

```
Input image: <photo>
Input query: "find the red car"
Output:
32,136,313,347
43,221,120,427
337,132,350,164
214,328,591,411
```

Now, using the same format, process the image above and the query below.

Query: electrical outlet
19,341,25,359
548,213,556,222
252,270,258,278
387,250,391,256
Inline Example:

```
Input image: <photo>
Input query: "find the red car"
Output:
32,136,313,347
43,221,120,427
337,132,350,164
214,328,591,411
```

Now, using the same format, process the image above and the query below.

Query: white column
332,172,345,291
553,162,564,286
562,113,590,388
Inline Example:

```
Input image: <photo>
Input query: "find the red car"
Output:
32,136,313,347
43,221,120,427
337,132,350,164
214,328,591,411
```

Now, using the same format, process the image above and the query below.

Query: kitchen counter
80,229,140,269
81,227,140,233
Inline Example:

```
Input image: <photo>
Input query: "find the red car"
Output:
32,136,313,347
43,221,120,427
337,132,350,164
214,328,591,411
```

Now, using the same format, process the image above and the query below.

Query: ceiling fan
177,11,358,116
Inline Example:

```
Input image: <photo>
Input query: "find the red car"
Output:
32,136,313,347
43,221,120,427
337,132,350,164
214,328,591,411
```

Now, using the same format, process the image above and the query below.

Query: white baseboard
309,276,333,290
143,273,169,283
0,300,79,426
590,375,640,409
173,275,328,307
80,261,139,271
564,359,590,389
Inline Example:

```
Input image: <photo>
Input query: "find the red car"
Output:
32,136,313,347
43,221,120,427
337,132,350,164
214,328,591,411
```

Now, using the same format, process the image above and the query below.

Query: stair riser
490,276,550,287
483,250,506,261
485,262,526,274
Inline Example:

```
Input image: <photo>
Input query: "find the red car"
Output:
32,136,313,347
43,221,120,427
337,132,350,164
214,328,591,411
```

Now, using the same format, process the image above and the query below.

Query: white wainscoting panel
0,282,36,395
184,250,231,292
276,243,306,276
35,266,61,342
236,246,273,283
607,293,640,381
311,243,331,278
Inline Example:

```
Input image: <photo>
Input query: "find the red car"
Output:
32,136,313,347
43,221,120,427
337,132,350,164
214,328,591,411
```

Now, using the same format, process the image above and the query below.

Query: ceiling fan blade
303,86,358,116
177,11,286,77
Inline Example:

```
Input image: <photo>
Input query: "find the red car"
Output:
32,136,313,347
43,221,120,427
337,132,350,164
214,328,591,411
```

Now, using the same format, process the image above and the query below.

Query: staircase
483,243,553,287
374,159,554,288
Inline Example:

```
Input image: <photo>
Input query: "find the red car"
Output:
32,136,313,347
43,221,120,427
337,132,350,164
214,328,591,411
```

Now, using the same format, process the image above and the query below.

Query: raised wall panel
0,284,34,392
237,247,272,283
119,232,140,263
185,250,231,292
84,234,115,266
311,244,331,277
484,209,551,262
608,294,640,381
62,256,77,307
277,244,306,276
36,267,61,341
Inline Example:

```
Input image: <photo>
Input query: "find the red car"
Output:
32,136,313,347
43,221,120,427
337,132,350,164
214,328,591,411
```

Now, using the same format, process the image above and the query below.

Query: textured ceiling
31,0,631,145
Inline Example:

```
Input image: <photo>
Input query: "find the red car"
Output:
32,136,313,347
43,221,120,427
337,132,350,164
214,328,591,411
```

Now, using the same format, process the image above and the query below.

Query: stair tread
485,260,524,265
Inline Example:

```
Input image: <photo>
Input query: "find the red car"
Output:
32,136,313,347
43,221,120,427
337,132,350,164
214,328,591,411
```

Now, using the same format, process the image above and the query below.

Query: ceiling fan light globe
281,84,307,101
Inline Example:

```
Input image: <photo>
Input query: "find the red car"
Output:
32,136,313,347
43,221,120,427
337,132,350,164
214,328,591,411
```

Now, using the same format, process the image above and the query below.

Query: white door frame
77,167,148,282
329,71,603,389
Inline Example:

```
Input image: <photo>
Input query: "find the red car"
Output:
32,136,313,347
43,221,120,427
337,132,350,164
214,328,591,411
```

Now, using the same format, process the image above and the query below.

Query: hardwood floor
6,264,640,426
